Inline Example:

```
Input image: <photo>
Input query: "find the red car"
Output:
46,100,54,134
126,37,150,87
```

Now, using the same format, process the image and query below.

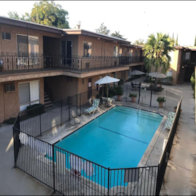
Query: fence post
80,93,82,116
61,99,63,125
52,144,56,193
69,96,71,124
150,87,152,107
155,164,160,196
39,107,42,136
126,85,128,102
76,94,78,115
108,167,110,196
138,84,141,104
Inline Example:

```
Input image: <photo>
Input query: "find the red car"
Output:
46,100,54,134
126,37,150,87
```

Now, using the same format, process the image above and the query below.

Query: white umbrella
148,72,166,79
95,76,120,98
129,70,145,76
95,76,120,85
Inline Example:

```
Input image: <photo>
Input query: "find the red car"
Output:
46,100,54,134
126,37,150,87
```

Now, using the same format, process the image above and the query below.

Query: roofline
0,16,63,34
63,29,130,44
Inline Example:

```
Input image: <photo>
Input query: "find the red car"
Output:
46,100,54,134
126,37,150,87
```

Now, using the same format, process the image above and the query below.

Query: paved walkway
0,124,53,195
160,83,196,195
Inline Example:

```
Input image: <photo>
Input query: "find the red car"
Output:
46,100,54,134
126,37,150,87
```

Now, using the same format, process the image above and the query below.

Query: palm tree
143,33,175,74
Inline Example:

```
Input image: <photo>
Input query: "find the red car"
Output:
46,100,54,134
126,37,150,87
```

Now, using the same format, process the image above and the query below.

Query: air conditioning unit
4,83,15,93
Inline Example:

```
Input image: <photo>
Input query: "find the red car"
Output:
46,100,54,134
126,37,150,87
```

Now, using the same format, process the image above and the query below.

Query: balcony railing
0,54,144,75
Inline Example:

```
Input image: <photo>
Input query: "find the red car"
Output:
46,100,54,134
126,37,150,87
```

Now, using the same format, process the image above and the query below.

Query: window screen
17,35,28,57
83,42,92,57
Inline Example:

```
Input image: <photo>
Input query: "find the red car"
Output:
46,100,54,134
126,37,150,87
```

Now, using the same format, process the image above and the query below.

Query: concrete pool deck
1,83,195,195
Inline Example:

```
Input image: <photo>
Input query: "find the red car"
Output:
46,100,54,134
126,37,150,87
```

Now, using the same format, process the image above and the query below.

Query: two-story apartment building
167,46,196,85
0,16,144,123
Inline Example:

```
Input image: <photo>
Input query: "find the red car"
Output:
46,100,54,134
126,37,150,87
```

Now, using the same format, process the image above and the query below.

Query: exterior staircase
44,82,54,108
44,92,53,108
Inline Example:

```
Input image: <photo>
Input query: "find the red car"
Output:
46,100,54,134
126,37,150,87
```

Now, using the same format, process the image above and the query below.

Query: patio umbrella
148,72,166,78
129,70,145,76
95,76,120,98
148,72,166,86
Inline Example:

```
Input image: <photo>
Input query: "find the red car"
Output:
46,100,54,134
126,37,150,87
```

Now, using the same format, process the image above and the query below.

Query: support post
108,167,110,196
150,86,152,107
138,84,141,104
61,99,63,125
69,96,71,124
52,144,55,193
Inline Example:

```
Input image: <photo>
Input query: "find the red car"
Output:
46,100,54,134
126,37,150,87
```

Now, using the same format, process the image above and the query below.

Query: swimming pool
53,106,162,188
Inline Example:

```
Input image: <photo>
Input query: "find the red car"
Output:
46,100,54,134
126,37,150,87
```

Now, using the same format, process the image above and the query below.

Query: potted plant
116,86,123,101
156,97,165,108
174,106,177,112
0,65,4,72
129,93,137,102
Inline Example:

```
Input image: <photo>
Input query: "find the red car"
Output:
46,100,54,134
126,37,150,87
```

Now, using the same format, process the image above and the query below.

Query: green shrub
115,86,123,96
119,79,124,86
129,93,137,98
3,117,16,124
96,94,101,99
156,97,165,103
27,104,45,117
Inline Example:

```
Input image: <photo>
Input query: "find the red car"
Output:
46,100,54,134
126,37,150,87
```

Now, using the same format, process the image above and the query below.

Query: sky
0,1,196,46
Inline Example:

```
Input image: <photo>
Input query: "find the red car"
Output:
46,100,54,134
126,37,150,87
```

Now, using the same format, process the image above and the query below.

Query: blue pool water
54,106,163,188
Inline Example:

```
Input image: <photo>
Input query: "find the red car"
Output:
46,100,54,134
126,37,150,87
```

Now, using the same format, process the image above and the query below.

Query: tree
190,71,195,98
111,31,126,40
95,23,110,35
133,39,145,45
194,36,196,46
175,34,178,46
8,0,69,28
143,33,175,74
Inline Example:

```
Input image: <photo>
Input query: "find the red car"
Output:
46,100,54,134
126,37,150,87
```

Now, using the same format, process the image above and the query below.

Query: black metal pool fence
13,86,182,195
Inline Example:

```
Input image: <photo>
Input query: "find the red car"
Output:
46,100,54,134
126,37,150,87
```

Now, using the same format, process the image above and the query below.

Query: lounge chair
164,112,176,130
102,97,115,106
71,110,81,124
84,99,100,115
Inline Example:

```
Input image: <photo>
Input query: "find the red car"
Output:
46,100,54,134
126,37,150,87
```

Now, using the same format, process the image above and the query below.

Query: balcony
0,54,144,76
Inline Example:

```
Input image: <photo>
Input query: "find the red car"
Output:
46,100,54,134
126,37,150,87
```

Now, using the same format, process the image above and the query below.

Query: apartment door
66,41,72,66
19,81,39,111
88,78,92,99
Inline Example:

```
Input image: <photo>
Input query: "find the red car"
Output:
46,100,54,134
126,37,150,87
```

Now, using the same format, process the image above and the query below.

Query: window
82,78,84,84
135,50,138,56
166,70,173,77
113,46,118,57
83,42,92,57
129,49,133,57
119,48,122,57
2,32,11,40
185,52,190,60
17,35,39,57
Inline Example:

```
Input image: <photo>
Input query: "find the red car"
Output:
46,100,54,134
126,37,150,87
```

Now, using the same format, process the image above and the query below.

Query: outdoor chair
71,110,81,124
164,112,176,130
102,97,115,106
84,99,100,115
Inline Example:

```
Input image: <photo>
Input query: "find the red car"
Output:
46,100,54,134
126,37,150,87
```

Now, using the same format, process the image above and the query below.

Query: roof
63,29,130,44
175,46,196,51
0,16,63,34
0,16,131,44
